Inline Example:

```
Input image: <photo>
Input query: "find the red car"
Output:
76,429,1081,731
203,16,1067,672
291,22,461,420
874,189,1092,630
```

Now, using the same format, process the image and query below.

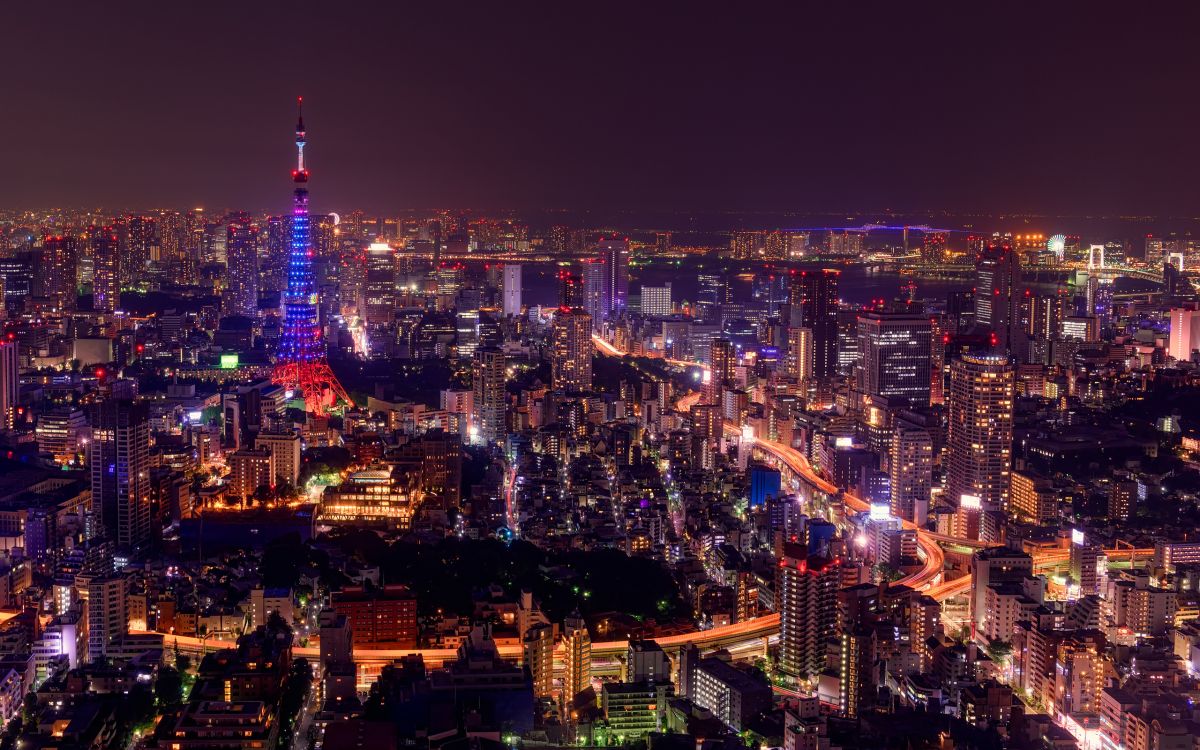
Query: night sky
6,3,1200,216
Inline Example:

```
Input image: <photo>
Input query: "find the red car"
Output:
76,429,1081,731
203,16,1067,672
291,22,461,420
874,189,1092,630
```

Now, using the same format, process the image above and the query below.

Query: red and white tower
271,98,352,416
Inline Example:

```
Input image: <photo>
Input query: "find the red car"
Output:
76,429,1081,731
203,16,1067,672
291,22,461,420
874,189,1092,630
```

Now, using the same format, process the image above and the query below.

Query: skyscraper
947,352,1014,540
789,269,839,379
502,264,522,317
523,622,554,699
777,543,839,678
364,241,397,328
974,245,1026,357
559,269,584,309
224,218,259,317
0,341,16,431
473,348,506,444
125,215,156,286
90,227,120,315
581,257,609,328
787,327,814,382
563,612,592,703
889,419,932,525
88,399,151,549
86,573,129,662
552,309,593,392
43,235,79,313
600,237,630,317
857,309,932,406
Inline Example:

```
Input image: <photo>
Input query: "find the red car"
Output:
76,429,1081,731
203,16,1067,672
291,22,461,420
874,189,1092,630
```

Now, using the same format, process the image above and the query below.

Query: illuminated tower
272,99,352,416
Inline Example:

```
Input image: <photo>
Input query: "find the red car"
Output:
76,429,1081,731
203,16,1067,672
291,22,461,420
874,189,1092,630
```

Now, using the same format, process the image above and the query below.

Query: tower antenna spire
272,98,351,417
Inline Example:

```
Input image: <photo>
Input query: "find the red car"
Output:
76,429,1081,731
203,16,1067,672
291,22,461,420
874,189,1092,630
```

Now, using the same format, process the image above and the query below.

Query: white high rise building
502,264,522,317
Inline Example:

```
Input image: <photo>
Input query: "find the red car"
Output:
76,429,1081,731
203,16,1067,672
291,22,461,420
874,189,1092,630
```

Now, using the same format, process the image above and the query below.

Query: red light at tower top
271,99,351,417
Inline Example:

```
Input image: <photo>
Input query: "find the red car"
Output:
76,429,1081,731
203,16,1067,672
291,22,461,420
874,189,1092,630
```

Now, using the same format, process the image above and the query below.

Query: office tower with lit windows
641,283,672,317
777,543,839,678
975,244,1026,357
364,241,397,328
473,347,506,444
90,227,120,315
947,352,1014,540
552,309,593,392
43,235,79,313
224,218,259,317
789,269,839,379
89,398,151,549
857,309,932,407
502,263,522,317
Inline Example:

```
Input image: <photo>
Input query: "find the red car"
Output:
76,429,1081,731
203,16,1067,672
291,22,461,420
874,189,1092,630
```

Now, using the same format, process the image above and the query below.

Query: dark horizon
6,3,1200,216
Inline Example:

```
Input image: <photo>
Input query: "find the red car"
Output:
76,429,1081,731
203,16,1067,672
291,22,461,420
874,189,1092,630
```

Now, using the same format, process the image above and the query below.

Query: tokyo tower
271,98,352,416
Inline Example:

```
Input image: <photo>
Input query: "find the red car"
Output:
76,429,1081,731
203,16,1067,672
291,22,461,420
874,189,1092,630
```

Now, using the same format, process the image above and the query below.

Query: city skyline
4,5,1200,750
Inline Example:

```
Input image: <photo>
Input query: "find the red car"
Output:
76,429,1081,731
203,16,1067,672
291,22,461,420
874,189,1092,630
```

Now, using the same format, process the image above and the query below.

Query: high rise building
974,245,1026,357
473,348,506,444
90,227,120,315
889,420,932,525
558,269,584,309
1169,306,1200,361
947,353,1014,540
254,431,302,488
551,309,593,392
86,573,129,662
88,398,151,548
228,448,275,503
600,238,630,316
43,235,79,312
827,230,865,256
777,543,839,678
1068,530,1102,598
125,215,156,285
640,283,672,317
0,341,17,431
789,269,839,379
787,326,814,382
563,612,592,702
364,241,396,328
502,263,522,317
581,258,609,328
970,548,1033,637
523,622,554,699
857,309,932,406
224,219,259,317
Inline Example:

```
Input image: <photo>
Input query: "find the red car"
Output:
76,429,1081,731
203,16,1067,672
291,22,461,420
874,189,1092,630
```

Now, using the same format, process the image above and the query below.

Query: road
138,336,1153,694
